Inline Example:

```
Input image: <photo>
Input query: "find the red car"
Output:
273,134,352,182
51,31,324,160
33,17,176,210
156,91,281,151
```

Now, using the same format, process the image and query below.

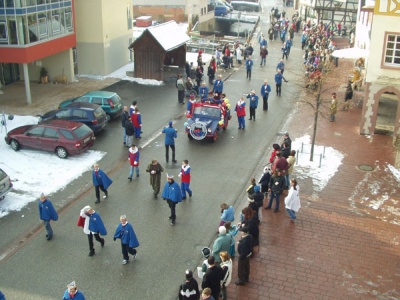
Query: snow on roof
146,21,190,51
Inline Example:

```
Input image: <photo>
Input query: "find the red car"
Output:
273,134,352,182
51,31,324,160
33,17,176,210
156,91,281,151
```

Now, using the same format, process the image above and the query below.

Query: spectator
212,226,232,263
285,178,301,222
265,168,286,212
235,227,253,286
220,203,234,226
178,270,200,300
201,256,224,300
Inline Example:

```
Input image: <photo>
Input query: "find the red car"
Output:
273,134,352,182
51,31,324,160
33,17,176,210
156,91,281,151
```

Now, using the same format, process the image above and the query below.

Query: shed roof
131,21,190,52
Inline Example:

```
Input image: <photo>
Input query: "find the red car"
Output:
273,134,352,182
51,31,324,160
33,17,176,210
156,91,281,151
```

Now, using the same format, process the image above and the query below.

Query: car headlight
207,128,212,133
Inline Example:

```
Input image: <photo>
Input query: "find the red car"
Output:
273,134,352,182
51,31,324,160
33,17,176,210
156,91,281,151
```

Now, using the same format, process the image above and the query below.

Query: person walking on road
128,144,140,181
275,69,287,97
79,206,106,257
146,159,164,198
62,281,85,300
92,163,112,204
260,80,272,111
121,105,130,145
285,178,301,222
162,174,183,225
277,59,285,74
162,121,178,163
113,214,140,265
235,227,253,286
177,74,185,104
246,90,259,121
178,270,200,300
260,46,268,66
178,159,192,200
245,56,253,80
38,193,58,241
235,97,246,129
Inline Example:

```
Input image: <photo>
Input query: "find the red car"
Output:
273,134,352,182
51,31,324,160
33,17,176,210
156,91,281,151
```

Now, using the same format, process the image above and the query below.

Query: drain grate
357,164,374,171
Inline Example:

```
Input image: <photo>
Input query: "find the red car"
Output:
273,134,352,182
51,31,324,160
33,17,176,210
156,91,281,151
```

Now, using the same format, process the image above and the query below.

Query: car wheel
188,133,194,140
10,139,20,151
56,147,68,159
210,132,218,143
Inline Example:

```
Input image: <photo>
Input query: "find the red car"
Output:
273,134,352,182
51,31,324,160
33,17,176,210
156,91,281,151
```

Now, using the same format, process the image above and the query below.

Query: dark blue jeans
44,220,53,238
267,192,280,210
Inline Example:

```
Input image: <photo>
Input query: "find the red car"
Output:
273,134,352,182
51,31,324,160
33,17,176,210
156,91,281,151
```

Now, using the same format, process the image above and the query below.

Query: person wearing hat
80,206,107,257
38,193,58,241
235,97,246,129
235,226,253,286
162,121,178,164
145,159,164,198
246,90,259,121
259,166,271,194
113,215,139,265
62,281,85,300
178,269,200,300
92,163,112,204
128,144,140,181
260,79,272,111
212,226,232,263
198,247,211,278
162,174,183,225
213,75,223,97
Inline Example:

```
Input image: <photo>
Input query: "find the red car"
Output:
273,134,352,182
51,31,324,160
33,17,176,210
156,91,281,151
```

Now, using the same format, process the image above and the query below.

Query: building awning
332,47,370,59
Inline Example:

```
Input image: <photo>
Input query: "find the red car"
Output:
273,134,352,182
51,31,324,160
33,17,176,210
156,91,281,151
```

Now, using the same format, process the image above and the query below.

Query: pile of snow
0,115,106,218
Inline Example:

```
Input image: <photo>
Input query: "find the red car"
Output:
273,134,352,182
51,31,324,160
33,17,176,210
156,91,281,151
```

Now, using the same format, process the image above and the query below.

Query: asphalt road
0,2,301,299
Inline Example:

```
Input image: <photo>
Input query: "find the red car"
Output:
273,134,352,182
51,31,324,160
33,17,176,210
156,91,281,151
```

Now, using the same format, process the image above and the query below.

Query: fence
296,142,326,168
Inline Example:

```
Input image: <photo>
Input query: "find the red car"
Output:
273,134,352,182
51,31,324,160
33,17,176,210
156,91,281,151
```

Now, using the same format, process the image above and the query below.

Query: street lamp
237,12,241,38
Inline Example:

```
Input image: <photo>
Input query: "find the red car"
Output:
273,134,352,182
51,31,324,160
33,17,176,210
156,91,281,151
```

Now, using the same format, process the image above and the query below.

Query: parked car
39,102,108,134
0,168,12,200
215,5,228,16
231,1,260,12
4,120,95,159
59,91,123,119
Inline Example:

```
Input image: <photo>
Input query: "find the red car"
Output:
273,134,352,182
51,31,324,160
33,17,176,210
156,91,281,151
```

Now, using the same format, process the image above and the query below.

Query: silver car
0,168,12,200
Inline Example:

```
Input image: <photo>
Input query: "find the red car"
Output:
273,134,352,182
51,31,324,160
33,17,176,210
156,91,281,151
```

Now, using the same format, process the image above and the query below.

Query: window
92,97,103,105
38,14,48,37
55,109,70,119
65,9,72,30
27,126,44,137
51,10,61,33
0,22,7,42
43,128,59,139
384,33,400,67
59,129,74,140
71,109,87,119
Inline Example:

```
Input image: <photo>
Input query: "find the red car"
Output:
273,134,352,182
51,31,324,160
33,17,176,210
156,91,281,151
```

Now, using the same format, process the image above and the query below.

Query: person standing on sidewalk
92,163,112,204
235,97,246,129
176,74,185,104
113,214,139,265
286,150,296,187
178,270,200,300
329,93,338,122
121,106,130,145
265,168,285,212
146,159,164,198
62,281,85,300
260,80,272,111
178,159,192,200
128,144,140,181
162,174,183,225
235,227,253,286
245,56,253,80
220,251,233,300
246,90,259,121
38,193,58,241
162,121,178,164
284,178,301,222
80,206,106,257
202,256,224,300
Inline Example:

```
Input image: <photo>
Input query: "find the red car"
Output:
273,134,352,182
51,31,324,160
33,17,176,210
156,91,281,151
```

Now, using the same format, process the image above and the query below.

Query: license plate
84,137,90,143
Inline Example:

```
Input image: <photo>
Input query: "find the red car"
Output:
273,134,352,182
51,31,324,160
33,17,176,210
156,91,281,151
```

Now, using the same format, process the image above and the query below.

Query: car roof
65,102,100,110
83,91,117,97
40,119,83,129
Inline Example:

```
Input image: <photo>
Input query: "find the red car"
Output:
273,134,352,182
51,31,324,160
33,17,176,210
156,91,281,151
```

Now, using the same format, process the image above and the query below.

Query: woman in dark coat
240,207,259,247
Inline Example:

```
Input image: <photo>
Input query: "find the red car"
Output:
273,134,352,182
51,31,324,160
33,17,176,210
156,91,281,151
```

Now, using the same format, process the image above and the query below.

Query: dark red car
4,120,95,158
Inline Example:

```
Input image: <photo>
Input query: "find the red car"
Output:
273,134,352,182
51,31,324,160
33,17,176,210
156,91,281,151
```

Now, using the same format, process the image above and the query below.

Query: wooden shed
129,21,190,81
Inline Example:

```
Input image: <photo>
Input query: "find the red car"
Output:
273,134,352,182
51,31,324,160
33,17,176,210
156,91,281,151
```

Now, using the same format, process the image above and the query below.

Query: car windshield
193,106,221,118
0,169,7,181
94,107,105,118
73,124,92,138
110,94,122,104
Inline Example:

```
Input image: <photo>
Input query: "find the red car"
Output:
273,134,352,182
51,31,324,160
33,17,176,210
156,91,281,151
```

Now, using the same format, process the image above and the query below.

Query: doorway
374,92,399,135
0,63,20,85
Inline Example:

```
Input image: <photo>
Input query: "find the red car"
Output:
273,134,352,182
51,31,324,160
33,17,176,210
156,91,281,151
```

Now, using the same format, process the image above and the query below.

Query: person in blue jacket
245,56,254,80
162,121,178,164
275,69,288,97
246,90,259,121
220,203,234,226
162,174,183,226
198,81,209,102
260,80,272,111
80,206,107,256
92,163,112,204
114,215,140,265
62,281,85,300
38,193,58,241
213,74,224,97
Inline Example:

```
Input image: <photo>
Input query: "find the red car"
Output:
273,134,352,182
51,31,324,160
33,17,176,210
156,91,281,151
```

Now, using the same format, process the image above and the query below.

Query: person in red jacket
178,159,192,200
131,107,142,139
235,97,246,129
128,144,140,181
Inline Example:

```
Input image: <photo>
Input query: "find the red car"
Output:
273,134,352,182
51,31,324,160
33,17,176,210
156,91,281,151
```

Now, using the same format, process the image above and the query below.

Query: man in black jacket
124,118,135,147
201,256,224,300
178,270,200,300
121,106,130,145
235,227,253,285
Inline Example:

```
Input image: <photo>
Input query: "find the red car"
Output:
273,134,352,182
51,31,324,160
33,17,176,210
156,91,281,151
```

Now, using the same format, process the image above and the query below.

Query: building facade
360,0,400,142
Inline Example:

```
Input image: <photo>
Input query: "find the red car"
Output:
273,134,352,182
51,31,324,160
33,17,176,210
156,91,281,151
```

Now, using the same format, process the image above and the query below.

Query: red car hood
8,125,35,135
